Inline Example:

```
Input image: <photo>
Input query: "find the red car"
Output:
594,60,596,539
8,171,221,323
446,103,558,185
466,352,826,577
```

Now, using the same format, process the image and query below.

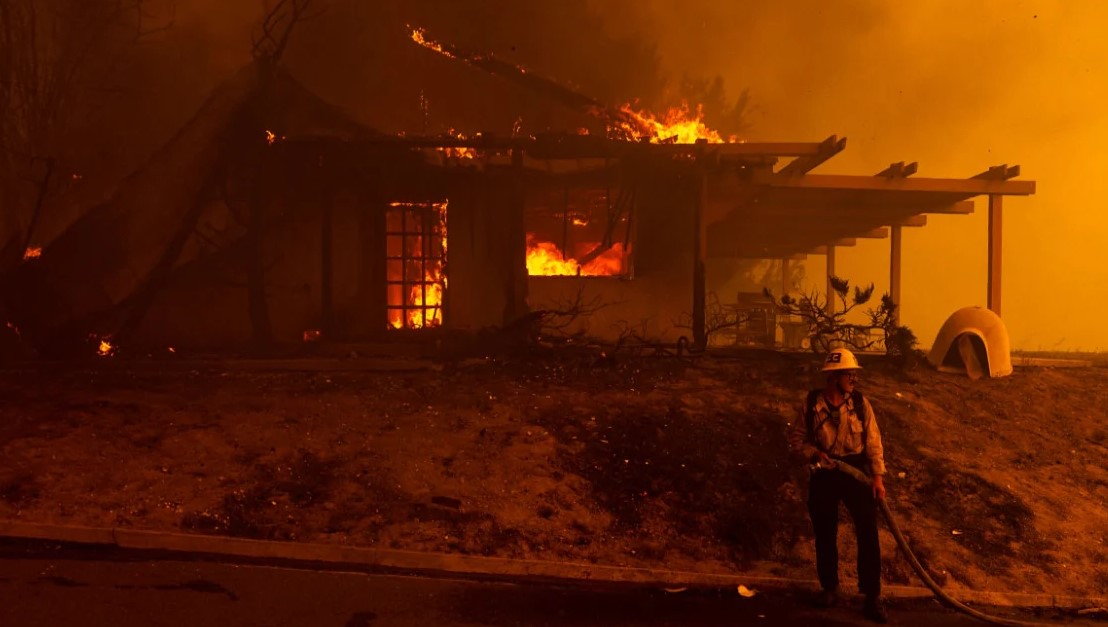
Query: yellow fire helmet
821,347,863,372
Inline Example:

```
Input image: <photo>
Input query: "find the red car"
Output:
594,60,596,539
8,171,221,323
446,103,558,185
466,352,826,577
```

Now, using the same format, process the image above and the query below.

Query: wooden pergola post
987,194,1003,316
320,191,334,338
825,244,836,314
889,224,902,323
693,159,708,349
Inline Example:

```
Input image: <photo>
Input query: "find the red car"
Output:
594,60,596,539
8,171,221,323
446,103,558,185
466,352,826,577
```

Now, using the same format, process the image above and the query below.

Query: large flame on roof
610,102,733,144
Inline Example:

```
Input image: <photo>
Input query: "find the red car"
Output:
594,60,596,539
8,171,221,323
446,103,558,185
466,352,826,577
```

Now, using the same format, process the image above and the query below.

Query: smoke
622,0,1108,350
47,0,1106,350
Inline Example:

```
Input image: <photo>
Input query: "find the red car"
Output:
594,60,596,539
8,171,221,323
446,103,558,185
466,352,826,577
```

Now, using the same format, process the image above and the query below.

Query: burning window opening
526,235,629,276
526,185,634,277
386,201,448,330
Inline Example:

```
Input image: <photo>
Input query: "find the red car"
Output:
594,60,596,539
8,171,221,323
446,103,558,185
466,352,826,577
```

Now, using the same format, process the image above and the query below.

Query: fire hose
820,461,1051,627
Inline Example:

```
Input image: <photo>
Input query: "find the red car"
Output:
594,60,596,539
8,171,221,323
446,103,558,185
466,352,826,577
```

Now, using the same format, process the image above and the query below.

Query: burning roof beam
776,135,847,176
409,27,625,127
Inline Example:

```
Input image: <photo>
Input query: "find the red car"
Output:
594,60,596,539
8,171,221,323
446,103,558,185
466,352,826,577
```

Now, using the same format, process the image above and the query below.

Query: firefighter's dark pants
807,455,881,597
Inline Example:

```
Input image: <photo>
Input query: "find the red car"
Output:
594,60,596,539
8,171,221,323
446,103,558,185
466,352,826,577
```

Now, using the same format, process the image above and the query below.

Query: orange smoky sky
160,0,1105,350
617,0,1108,351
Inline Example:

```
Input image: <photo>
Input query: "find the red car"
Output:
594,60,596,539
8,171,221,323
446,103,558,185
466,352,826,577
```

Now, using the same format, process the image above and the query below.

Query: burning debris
95,337,115,357
22,247,41,261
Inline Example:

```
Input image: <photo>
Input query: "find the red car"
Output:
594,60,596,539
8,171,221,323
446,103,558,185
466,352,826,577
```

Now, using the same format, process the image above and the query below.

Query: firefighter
788,347,888,623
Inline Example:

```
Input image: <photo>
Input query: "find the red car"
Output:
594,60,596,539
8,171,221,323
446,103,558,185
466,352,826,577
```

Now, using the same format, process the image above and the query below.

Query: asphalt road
0,543,1097,626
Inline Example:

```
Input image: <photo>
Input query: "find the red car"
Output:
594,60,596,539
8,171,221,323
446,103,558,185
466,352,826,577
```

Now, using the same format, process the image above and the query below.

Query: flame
167,346,176,354
610,102,734,144
23,247,41,260
387,201,448,329
526,235,627,276
97,338,114,357
411,27,456,59
264,130,285,145
437,128,477,160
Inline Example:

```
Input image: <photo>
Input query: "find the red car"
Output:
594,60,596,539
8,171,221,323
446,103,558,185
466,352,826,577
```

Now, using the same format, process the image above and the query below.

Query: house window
525,184,633,277
386,201,447,329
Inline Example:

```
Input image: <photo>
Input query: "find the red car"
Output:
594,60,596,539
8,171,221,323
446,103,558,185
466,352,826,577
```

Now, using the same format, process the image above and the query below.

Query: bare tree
0,0,172,268
242,0,318,350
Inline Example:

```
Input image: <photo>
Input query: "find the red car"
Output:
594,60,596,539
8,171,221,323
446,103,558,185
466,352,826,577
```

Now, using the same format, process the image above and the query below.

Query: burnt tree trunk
247,162,274,350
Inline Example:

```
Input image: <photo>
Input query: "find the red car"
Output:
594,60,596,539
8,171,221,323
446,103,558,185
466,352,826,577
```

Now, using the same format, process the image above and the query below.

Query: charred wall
527,161,699,343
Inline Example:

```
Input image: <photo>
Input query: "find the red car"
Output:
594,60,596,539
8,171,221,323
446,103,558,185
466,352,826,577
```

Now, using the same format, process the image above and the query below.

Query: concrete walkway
1,520,1104,614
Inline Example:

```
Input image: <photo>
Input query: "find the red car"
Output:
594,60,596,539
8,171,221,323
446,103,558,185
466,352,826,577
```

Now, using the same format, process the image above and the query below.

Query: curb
1,521,1104,611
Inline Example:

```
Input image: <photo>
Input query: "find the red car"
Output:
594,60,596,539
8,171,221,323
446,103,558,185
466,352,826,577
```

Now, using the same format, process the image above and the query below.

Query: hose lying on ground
829,462,1051,627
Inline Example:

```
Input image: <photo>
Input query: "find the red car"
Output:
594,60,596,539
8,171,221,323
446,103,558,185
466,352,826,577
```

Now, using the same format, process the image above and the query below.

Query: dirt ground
1,348,1106,599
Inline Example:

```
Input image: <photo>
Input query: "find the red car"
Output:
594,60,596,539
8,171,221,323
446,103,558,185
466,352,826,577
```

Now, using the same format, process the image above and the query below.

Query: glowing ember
526,235,627,276
302,329,322,342
23,247,41,260
97,338,114,357
5,322,20,337
611,102,733,144
410,27,456,59
264,130,285,145
438,129,477,160
167,347,176,353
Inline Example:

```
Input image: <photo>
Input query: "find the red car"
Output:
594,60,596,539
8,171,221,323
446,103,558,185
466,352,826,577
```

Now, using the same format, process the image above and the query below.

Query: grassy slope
0,351,1106,597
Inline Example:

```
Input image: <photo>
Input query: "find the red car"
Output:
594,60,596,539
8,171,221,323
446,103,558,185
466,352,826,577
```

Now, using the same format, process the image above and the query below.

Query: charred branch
252,0,317,69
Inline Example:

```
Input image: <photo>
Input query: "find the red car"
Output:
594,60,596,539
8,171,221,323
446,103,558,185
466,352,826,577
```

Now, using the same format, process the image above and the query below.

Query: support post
321,192,334,337
826,244,836,315
987,194,1003,316
693,148,708,349
781,258,790,297
890,224,902,323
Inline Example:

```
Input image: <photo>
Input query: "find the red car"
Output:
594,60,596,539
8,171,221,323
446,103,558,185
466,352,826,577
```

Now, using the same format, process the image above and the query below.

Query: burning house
0,26,1035,358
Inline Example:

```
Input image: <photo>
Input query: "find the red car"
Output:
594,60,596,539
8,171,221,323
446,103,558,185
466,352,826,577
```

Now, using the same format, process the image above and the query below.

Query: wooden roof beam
776,135,847,176
972,164,1021,180
932,200,975,214
769,174,1035,195
727,226,889,240
875,161,919,178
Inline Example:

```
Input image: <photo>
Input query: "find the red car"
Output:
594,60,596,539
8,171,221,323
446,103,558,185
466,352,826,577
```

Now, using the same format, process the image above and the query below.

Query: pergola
698,135,1034,341
277,133,1034,346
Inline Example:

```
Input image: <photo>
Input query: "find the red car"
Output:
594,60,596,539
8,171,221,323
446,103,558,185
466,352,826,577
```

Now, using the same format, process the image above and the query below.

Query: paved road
0,543,1095,626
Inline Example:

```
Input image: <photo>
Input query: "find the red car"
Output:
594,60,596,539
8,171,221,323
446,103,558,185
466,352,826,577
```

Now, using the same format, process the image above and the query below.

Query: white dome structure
928,306,1012,379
